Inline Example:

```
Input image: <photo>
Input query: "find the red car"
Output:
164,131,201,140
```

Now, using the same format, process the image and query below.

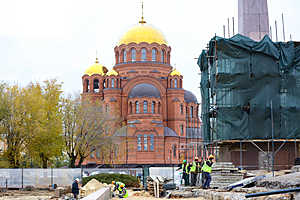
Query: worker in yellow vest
201,155,214,189
118,184,128,198
176,160,190,186
190,157,200,186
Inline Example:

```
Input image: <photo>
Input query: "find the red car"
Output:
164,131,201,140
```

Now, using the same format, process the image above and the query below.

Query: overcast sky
0,0,299,100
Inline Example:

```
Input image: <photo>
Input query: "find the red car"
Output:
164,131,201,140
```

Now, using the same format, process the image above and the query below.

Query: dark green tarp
198,34,300,142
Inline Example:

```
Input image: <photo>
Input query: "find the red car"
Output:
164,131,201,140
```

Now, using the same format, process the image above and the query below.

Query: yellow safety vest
201,161,212,173
182,163,189,174
190,161,197,173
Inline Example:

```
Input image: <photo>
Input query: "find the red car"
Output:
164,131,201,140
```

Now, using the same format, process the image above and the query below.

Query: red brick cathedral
81,16,201,167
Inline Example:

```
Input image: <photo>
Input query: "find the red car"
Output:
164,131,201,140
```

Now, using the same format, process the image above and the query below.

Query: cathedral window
122,49,126,62
180,104,183,114
106,104,109,112
174,79,178,88
135,101,139,113
93,79,99,92
103,80,106,88
173,144,177,158
150,134,154,151
161,50,165,63
143,100,148,113
111,78,115,88
190,106,194,118
141,48,147,61
137,135,142,151
180,125,184,136
144,135,148,151
85,79,90,92
151,101,155,113
152,48,157,61
129,102,133,114
116,79,119,88
158,102,161,114
96,149,100,159
131,48,136,62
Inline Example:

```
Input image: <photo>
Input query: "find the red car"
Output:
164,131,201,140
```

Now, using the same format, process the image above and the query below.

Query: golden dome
84,58,107,76
170,69,181,76
119,23,167,45
107,69,118,76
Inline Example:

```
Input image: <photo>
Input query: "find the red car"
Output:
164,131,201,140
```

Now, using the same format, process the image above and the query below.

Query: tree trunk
69,155,77,168
77,155,85,168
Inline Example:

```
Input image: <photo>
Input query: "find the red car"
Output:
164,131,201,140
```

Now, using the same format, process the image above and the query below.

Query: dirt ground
111,190,205,200
0,189,204,200
0,190,55,200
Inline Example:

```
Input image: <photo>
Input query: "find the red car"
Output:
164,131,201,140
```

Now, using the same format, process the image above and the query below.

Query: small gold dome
170,69,181,76
107,69,118,76
119,23,167,45
84,58,107,76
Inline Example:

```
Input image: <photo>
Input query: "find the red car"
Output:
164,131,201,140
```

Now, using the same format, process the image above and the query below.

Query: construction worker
190,157,199,186
196,157,203,186
202,154,214,189
118,184,128,198
176,160,190,186
112,181,125,196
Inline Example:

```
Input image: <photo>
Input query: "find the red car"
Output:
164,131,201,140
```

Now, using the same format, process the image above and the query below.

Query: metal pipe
245,187,300,198
271,101,275,176
240,140,243,170
282,13,286,42
228,18,230,38
275,20,278,42
232,17,235,36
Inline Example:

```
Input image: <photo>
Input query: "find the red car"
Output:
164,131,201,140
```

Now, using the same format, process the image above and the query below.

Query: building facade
81,18,201,167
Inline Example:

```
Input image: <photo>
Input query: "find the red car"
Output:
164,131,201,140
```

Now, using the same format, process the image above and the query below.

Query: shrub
82,173,139,188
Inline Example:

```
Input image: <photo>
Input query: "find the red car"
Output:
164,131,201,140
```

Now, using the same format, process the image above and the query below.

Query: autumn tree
62,95,120,168
25,80,64,168
0,85,29,168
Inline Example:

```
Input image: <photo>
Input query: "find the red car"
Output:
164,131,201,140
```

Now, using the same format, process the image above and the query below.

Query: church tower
238,0,269,41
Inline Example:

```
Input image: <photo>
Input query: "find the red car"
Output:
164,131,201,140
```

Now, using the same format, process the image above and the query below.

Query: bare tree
62,95,120,168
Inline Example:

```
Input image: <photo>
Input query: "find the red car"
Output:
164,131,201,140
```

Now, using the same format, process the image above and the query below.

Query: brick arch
122,76,166,97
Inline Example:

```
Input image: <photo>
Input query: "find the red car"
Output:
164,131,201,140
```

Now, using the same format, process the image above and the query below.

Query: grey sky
0,0,299,100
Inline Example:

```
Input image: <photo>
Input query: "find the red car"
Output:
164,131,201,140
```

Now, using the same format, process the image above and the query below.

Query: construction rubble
140,162,300,200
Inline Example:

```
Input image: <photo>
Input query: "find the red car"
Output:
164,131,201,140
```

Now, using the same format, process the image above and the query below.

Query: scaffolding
198,34,300,170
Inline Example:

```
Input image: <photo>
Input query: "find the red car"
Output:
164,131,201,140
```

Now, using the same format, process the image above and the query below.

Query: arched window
190,106,194,118
111,78,115,88
144,135,148,151
85,79,89,92
122,49,126,62
151,101,155,113
161,50,165,63
116,79,119,88
143,100,148,113
180,125,184,136
173,144,177,158
141,48,147,61
116,52,119,64
158,102,161,114
180,104,183,114
106,104,109,112
103,80,106,88
135,101,139,113
174,79,178,88
131,48,136,62
129,102,132,114
150,134,154,151
93,79,99,92
137,135,142,151
152,48,157,61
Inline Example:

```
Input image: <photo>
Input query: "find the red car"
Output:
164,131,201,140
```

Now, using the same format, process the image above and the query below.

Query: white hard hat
75,178,79,182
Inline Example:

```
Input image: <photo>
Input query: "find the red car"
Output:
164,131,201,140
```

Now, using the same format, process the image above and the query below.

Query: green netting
198,34,300,142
